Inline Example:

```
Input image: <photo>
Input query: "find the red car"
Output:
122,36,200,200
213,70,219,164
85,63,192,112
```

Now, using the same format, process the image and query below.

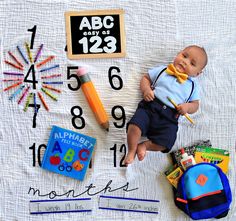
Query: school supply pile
164,140,232,219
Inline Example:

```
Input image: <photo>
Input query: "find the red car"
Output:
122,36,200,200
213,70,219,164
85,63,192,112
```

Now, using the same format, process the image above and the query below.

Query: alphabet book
41,125,96,181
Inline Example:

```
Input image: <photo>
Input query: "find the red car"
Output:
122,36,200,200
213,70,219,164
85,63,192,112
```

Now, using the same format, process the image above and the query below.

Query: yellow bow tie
166,64,188,84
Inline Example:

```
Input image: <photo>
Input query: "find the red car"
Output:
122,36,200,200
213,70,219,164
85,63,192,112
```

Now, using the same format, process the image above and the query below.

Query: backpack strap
151,66,194,103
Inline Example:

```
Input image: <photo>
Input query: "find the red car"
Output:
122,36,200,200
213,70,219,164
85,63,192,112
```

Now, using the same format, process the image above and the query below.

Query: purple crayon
34,44,43,62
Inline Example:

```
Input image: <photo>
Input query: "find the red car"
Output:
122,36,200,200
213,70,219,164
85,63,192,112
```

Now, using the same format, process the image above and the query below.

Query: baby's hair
185,45,208,69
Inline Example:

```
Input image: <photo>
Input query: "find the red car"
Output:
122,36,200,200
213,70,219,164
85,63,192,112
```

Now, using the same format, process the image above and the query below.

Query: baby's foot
124,151,136,165
137,142,147,161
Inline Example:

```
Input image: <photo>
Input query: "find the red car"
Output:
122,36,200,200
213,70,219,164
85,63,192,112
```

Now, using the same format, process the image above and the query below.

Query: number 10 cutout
2,25,63,128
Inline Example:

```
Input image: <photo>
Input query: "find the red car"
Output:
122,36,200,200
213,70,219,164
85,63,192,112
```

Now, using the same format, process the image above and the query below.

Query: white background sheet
0,0,236,220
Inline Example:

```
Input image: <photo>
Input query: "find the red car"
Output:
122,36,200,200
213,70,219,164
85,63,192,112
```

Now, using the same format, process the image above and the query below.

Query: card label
30,198,92,214
99,196,159,214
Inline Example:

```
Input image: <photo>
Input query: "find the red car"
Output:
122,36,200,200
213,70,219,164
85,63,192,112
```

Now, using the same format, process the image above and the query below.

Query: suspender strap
151,67,167,90
150,67,194,103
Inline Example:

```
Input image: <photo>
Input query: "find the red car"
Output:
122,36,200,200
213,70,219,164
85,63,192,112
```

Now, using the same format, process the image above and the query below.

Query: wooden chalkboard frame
65,9,126,59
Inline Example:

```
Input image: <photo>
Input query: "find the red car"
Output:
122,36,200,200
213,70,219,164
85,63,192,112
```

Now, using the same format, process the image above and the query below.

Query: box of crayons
164,164,184,188
194,145,230,173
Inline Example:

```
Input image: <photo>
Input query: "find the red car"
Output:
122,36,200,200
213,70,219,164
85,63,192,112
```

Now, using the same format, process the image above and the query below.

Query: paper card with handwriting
99,196,159,214
42,125,96,181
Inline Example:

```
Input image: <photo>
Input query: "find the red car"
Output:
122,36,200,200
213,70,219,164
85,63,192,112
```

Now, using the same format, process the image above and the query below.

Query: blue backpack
174,163,232,220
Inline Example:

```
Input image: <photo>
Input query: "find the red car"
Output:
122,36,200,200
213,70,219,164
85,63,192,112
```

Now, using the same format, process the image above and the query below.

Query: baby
124,45,208,165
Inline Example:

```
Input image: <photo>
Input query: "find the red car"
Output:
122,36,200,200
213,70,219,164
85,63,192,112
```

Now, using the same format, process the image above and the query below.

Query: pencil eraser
77,67,87,76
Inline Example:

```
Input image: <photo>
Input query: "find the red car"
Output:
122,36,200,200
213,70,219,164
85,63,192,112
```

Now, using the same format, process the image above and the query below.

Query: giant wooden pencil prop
77,67,109,131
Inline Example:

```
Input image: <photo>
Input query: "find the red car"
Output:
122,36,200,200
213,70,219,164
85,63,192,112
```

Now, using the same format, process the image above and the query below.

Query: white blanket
0,0,235,220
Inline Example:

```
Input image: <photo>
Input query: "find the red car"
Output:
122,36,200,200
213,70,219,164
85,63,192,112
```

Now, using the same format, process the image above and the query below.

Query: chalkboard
65,10,126,59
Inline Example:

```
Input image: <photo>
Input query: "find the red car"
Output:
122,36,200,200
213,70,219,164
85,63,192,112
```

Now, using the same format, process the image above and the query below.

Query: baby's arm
140,74,155,102
177,100,199,115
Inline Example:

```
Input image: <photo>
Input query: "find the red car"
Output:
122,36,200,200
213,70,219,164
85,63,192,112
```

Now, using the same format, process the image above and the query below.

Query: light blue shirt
148,65,200,108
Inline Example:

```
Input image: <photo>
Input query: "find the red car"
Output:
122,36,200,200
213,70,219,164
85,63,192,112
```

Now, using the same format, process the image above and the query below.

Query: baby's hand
143,89,155,102
176,103,189,115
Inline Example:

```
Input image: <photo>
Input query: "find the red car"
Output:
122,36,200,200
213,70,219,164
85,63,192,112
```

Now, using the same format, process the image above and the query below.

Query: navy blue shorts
127,98,179,152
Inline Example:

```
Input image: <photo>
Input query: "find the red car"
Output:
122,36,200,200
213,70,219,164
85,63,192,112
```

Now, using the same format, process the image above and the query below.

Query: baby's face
173,47,206,77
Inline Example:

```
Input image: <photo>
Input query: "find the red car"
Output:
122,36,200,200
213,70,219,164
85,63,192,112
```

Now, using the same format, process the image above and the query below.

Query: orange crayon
77,67,109,131
3,81,23,91
37,92,49,111
42,84,61,93
36,56,55,68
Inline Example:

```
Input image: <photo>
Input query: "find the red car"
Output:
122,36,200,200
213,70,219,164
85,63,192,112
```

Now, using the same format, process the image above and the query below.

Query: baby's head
173,45,208,77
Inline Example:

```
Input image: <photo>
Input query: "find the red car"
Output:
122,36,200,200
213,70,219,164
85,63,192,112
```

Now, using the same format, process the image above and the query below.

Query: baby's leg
137,140,166,161
124,124,142,165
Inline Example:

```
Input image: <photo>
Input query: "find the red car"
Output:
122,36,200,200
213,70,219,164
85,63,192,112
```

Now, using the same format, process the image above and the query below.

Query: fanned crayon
25,42,33,63
16,45,29,64
18,86,30,104
38,92,49,111
3,72,24,76
41,74,62,79
36,55,55,68
8,51,24,67
3,78,23,82
39,64,59,72
23,93,33,111
9,85,25,100
42,84,61,93
33,93,37,113
3,81,23,91
41,87,57,101
34,44,43,62
5,60,24,71
42,81,63,84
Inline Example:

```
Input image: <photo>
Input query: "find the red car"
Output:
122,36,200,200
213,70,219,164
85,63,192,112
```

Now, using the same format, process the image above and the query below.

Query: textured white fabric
0,0,236,220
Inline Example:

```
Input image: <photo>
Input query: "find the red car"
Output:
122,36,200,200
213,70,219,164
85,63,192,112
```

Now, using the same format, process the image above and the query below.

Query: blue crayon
39,64,59,72
16,45,29,64
42,81,63,84
9,85,25,100
33,93,37,113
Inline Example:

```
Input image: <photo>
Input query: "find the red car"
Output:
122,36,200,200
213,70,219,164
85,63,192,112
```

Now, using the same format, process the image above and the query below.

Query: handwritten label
99,196,159,214
29,198,92,214
65,9,126,59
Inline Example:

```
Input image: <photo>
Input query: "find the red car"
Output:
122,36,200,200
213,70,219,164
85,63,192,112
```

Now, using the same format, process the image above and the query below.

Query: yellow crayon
25,42,33,63
77,67,109,131
167,96,195,125
24,93,33,112
41,87,58,101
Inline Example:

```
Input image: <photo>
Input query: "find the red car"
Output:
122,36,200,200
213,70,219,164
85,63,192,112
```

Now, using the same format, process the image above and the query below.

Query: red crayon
8,51,24,67
5,60,24,71
36,56,55,68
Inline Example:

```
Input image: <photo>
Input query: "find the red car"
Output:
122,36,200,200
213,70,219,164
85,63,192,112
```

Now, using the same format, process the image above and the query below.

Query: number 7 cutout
65,9,126,59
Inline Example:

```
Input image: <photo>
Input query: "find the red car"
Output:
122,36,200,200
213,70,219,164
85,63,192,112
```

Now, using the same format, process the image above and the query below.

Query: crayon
41,74,62,79
39,64,59,72
42,84,61,93
16,45,29,64
42,81,63,84
38,92,49,111
36,55,55,68
25,42,33,63
18,86,30,104
3,78,24,82
34,44,43,62
3,81,23,91
9,85,25,100
8,51,24,67
41,87,58,101
77,67,109,131
3,72,24,76
167,96,195,124
23,92,33,111
33,93,37,113
5,60,24,71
